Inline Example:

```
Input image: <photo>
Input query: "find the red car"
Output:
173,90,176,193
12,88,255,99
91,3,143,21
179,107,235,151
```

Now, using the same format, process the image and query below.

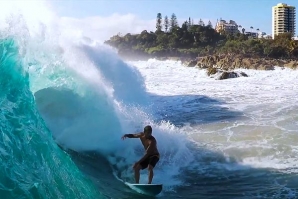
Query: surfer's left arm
121,132,143,140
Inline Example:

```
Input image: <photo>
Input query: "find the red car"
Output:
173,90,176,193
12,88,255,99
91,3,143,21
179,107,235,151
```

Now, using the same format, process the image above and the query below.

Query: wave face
0,37,102,198
0,2,194,198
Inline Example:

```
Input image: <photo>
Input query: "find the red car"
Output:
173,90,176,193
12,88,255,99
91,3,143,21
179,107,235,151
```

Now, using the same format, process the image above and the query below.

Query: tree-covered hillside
105,13,298,60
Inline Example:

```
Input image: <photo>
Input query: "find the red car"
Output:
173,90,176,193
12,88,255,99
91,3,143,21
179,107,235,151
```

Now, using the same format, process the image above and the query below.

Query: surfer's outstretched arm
121,133,143,140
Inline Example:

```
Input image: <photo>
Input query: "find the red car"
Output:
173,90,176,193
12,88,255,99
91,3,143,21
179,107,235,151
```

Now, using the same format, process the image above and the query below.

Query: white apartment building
272,3,296,39
215,19,239,35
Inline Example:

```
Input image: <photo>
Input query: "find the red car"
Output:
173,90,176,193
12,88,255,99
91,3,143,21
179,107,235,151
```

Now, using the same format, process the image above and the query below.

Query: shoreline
119,54,298,70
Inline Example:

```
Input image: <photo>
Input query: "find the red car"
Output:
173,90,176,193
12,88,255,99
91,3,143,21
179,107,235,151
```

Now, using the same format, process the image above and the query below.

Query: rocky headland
105,20,298,80
156,54,298,80
181,55,298,70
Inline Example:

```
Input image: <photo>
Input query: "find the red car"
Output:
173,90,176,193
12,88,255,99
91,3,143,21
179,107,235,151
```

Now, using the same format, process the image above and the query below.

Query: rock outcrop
208,68,249,80
179,54,298,80
215,71,248,80
182,54,298,70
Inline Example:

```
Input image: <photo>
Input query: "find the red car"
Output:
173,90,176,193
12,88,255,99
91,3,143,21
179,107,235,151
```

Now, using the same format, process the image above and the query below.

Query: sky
50,0,298,41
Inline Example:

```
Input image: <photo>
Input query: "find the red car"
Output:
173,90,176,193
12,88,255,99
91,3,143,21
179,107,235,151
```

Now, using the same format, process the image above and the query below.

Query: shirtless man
121,125,160,184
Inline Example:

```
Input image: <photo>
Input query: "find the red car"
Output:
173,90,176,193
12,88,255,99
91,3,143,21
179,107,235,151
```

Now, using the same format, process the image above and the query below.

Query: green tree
188,17,191,31
164,15,169,32
104,17,298,60
182,21,189,31
199,19,205,26
250,26,253,32
170,13,178,32
207,20,213,28
274,32,292,41
156,33,169,48
156,13,162,32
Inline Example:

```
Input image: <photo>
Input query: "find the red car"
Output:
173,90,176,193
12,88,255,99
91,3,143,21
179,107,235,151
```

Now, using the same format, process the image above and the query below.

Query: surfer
121,125,160,184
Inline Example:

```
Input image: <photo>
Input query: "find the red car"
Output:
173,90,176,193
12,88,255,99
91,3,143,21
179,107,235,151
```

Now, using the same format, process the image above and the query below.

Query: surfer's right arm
121,133,142,140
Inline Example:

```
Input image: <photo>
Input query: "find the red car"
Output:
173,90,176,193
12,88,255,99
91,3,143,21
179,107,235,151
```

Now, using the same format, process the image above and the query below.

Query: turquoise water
0,38,103,198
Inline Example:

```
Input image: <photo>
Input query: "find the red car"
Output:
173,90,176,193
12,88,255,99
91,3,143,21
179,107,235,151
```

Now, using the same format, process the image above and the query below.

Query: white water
129,59,298,174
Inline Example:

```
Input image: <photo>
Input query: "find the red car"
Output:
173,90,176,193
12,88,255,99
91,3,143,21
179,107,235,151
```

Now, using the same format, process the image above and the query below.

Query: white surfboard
125,182,162,196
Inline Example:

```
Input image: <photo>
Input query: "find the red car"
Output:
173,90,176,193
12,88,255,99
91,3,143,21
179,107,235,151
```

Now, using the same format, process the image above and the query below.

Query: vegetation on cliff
104,13,298,60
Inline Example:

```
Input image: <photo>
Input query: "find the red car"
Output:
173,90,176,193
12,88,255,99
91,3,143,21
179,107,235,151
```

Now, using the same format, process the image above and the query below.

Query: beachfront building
263,35,273,39
244,32,258,39
272,3,296,39
215,19,239,35
259,32,267,38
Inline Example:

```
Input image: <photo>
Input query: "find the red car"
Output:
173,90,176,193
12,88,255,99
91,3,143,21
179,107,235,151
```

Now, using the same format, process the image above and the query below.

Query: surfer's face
144,130,151,138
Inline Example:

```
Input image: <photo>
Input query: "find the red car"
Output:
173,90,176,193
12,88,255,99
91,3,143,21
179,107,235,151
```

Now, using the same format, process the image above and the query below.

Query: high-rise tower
272,3,296,39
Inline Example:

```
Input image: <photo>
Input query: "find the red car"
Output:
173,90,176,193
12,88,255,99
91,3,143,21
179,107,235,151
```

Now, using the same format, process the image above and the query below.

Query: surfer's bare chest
140,137,150,150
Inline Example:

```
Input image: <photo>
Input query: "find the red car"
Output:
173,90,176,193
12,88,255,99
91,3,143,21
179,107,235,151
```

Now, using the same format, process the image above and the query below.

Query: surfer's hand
121,135,127,140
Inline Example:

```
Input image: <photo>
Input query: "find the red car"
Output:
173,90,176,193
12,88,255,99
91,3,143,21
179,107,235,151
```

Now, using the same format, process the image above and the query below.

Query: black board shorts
140,154,160,169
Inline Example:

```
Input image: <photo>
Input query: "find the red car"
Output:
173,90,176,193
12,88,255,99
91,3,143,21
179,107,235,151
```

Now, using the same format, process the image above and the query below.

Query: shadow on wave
149,94,246,127
58,144,298,199
58,147,157,199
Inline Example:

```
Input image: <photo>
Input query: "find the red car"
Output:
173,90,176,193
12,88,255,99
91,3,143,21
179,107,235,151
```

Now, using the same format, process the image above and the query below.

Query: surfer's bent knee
134,165,141,171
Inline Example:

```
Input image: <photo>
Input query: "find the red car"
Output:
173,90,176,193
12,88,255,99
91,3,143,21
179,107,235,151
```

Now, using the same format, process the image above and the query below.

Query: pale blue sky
52,0,298,36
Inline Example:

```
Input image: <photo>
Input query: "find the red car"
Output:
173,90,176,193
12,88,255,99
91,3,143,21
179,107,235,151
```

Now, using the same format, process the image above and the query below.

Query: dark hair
144,125,152,133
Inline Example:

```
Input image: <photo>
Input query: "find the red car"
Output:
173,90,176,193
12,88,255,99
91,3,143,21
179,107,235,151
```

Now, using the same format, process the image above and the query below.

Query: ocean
1,2,298,199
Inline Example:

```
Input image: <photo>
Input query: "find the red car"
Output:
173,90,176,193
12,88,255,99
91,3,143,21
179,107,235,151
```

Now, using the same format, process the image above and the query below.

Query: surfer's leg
134,164,141,183
147,156,159,184
148,165,154,184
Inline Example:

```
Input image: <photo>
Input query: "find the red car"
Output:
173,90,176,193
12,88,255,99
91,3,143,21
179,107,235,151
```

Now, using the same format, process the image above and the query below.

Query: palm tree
250,26,254,38
256,28,260,38
242,28,245,34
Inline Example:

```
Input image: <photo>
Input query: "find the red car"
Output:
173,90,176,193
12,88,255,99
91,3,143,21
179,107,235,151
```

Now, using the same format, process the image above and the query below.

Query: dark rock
216,71,248,80
239,72,248,77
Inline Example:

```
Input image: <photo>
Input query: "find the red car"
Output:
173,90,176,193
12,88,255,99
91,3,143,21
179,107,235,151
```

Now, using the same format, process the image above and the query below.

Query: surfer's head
144,125,152,138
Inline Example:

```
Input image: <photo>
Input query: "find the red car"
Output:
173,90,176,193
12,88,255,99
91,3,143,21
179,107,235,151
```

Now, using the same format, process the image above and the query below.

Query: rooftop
274,3,295,8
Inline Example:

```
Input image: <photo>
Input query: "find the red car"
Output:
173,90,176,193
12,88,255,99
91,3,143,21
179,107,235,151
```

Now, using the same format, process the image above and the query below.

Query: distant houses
244,32,258,39
214,2,297,40
214,19,267,39
215,19,239,35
